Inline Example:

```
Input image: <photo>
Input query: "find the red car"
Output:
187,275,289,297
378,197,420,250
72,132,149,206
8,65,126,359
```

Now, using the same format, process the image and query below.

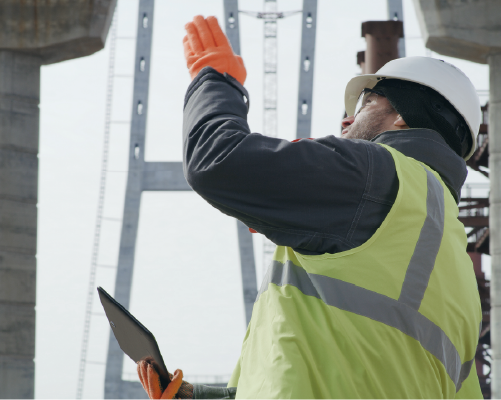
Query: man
138,15,482,399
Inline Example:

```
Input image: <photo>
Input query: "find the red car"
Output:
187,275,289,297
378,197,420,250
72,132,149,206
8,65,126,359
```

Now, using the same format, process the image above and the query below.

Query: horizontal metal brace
240,10,301,19
142,162,191,191
91,312,106,317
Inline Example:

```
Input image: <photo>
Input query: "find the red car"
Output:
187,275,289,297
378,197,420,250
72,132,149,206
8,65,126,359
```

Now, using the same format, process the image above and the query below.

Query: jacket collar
371,128,467,203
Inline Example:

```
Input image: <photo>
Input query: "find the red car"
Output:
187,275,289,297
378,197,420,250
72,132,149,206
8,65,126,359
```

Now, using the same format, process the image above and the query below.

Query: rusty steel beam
459,216,490,228
361,21,403,73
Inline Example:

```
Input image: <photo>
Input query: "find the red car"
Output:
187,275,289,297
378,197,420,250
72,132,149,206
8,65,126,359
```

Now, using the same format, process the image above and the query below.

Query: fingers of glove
138,361,156,398
137,361,147,386
192,15,216,50
206,16,230,48
160,369,184,399
184,21,204,54
183,35,195,67
183,36,193,57
146,364,164,399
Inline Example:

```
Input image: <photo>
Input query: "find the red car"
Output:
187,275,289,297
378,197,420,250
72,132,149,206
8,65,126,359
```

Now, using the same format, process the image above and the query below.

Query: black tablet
97,286,168,375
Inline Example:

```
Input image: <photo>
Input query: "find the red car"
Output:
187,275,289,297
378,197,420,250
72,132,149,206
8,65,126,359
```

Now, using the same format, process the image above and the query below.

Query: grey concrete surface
0,1,116,398
0,0,117,65
0,51,40,399
412,0,501,64
489,52,501,398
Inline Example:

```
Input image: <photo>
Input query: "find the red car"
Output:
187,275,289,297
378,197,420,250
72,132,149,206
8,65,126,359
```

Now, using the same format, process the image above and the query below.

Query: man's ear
394,115,409,128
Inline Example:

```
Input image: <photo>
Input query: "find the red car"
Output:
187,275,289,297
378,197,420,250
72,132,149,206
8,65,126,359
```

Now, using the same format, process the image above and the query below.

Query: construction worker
138,15,483,399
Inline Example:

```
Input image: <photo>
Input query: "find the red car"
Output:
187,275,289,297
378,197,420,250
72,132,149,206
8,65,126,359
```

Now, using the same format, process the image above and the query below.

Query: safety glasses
354,88,385,116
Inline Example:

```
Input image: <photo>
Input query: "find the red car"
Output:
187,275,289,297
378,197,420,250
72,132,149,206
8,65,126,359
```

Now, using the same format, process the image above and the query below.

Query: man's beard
343,107,395,141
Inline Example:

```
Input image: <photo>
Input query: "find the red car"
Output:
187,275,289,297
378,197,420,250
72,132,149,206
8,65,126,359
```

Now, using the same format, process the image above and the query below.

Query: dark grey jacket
183,67,467,256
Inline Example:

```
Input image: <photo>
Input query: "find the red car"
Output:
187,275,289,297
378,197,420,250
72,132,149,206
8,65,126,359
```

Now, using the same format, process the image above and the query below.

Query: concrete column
0,51,41,398
357,51,366,74
361,21,403,74
489,51,501,398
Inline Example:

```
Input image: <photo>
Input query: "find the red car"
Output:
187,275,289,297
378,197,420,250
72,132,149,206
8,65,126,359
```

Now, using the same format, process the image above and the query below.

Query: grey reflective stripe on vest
399,168,445,310
256,169,474,392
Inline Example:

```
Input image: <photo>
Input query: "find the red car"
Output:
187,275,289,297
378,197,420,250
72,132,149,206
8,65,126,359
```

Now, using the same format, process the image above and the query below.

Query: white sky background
34,0,490,398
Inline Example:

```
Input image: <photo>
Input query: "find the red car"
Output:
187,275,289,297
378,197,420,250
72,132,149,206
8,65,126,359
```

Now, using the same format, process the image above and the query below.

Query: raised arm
182,17,398,255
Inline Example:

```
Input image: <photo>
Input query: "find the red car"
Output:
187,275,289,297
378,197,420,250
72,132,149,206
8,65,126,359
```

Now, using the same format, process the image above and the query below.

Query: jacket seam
247,221,354,247
347,141,372,242
184,67,250,111
184,70,225,108
362,193,394,206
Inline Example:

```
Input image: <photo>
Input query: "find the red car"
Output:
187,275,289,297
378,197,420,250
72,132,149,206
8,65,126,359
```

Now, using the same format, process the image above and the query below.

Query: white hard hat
345,56,481,160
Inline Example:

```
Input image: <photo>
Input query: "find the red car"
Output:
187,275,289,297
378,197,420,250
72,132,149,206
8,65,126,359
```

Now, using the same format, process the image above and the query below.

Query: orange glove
137,359,183,399
183,15,246,85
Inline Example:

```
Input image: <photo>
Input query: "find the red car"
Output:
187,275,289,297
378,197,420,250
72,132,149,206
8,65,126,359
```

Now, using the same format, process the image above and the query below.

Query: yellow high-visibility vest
228,144,482,399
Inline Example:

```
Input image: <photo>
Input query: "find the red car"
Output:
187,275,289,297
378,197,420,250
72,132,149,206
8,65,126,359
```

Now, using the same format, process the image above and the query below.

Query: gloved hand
137,357,184,399
183,15,246,85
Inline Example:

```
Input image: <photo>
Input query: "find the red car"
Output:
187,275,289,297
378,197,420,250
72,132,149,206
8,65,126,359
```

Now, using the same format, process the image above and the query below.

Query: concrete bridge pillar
489,51,501,396
0,1,116,397
0,51,40,399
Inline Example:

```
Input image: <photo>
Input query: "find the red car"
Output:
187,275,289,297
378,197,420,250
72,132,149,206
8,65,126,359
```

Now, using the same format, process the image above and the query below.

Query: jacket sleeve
183,67,397,255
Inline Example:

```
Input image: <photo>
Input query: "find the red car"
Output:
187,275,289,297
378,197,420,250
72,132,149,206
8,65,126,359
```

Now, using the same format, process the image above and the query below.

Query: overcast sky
34,0,490,398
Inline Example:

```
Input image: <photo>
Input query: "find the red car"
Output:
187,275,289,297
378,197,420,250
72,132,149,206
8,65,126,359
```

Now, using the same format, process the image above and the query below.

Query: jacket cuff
184,66,250,112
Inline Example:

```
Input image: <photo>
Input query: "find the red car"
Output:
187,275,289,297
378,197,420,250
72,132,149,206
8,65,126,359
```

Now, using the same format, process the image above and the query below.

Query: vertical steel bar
224,0,258,327
296,0,317,139
387,0,406,57
104,1,154,397
236,221,258,326
223,0,241,56
261,0,279,281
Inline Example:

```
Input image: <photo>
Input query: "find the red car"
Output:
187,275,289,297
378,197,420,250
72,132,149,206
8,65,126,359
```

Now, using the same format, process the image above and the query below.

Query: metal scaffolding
76,10,118,400
263,0,279,138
